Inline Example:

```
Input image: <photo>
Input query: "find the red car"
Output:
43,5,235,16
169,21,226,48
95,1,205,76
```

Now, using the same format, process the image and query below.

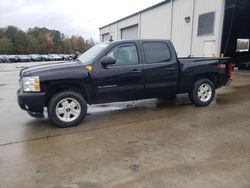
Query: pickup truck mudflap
225,78,232,86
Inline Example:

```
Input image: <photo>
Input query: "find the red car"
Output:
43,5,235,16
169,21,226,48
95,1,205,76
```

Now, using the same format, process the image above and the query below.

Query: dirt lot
0,62,250,188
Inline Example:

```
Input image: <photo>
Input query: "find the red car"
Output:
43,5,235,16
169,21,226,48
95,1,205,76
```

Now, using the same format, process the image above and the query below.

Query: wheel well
194,73,218,88
45,84,90,105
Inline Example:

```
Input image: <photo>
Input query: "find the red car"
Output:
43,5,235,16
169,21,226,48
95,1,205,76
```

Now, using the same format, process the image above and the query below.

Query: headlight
22,76,41,92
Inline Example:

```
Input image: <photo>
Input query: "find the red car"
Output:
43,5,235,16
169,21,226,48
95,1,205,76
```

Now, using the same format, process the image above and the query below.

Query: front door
93,43,144,102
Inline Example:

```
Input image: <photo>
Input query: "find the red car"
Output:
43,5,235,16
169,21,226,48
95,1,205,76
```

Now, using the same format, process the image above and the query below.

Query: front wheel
48,91,87,128
189,79,215,106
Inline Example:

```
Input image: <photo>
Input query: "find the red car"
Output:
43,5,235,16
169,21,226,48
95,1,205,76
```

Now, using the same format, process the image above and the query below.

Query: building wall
99,0,225,57
171,0,195,57
140,3,172,39
191,0,225,57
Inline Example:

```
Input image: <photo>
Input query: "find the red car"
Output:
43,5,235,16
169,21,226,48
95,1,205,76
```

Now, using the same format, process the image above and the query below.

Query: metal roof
99,0,171,29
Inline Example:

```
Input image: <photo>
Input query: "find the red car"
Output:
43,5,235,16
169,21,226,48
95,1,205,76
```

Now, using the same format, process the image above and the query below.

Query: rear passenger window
143,42,171,64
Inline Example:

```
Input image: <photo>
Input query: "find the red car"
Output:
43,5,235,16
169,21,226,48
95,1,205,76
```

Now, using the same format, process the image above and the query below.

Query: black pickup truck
17,40,232,127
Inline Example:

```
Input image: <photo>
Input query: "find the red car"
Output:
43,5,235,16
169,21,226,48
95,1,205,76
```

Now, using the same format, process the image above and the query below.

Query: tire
189,79,215,106
48,91,87,128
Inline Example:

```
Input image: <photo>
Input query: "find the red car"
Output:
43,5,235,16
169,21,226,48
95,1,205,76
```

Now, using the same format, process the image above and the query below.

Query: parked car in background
40,55,51,61
49,54,62,61
63,54,69,61
58,54,66,60
29,54,42,62
8,55,18,63
17,55,31,62
0,55,8,63
1,54,76,63
65,54,75,61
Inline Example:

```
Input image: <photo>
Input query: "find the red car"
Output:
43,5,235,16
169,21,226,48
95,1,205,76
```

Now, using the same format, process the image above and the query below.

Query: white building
100,0,250,60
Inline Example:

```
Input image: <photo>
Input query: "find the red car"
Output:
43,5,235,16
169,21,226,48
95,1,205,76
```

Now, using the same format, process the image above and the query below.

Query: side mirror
101,56,116,67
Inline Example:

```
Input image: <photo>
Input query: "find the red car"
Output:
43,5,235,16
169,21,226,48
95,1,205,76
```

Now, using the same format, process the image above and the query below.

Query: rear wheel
48,91,87,128
189,79,215,106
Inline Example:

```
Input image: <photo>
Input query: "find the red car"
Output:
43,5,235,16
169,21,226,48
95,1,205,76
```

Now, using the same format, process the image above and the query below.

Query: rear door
141,41,179,97
94,42,144,102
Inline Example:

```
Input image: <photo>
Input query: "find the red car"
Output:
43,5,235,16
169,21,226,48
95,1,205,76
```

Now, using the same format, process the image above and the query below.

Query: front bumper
17,89,46,113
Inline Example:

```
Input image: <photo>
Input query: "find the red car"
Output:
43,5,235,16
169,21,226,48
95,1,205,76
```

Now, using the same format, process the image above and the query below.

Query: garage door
102,33,110,42
121,25,138,40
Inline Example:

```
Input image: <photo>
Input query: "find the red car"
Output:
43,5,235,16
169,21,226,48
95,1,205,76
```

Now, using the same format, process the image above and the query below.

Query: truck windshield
77,43,109,65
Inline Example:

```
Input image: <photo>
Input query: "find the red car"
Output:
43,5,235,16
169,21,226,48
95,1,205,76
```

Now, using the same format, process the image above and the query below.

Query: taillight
217,64,226,69
228,63,233,77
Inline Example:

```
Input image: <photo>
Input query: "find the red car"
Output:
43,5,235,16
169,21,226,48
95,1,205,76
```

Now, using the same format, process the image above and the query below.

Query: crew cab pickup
17,40,232,127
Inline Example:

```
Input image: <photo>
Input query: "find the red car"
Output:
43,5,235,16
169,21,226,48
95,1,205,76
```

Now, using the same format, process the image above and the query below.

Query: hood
20,61,89,81
21,61,80,76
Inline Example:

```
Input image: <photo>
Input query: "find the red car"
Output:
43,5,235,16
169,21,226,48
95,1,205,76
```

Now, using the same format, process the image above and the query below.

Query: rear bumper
17,89,46,113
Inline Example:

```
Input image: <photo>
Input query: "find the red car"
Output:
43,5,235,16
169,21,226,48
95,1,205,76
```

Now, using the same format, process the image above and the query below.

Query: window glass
78,43,109,65
198,12,215,36
107,44,139,66
143,42,171,63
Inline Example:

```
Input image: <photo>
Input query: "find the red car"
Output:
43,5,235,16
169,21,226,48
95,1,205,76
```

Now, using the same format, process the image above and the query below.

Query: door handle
164,67,176,71
131,69,141,73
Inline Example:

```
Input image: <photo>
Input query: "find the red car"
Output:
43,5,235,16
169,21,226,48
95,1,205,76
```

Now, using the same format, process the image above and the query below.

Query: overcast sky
0,0,163,41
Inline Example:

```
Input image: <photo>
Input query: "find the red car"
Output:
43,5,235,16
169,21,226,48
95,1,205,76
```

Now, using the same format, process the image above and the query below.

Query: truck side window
107,44,139,66
143,42,171,64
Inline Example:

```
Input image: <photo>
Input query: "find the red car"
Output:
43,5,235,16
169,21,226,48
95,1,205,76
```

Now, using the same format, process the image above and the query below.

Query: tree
4,26,28,54
86,38,95,49
62,38,73,54
27,36,39,54
0,26,95,54
0,28,4,38
0,37,13,54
